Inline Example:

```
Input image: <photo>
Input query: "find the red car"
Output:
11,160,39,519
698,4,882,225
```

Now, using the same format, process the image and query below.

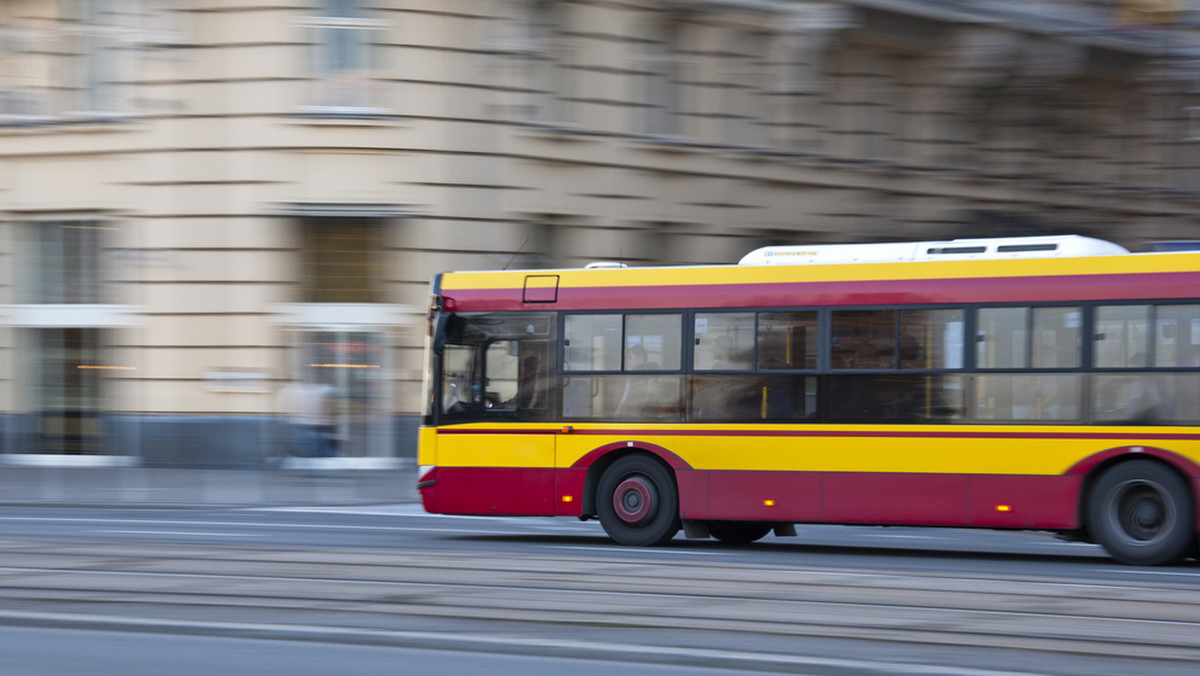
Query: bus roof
433,234,1200,312
737,235,1128,266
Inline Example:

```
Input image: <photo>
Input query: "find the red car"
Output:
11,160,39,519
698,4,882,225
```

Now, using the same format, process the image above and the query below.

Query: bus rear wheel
597,455,680,547
1088,460,1195,566
709,522,772,544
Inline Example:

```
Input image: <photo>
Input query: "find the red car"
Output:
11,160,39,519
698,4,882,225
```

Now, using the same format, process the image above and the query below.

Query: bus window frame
1091,299,1200,372
559,310,686,375
432,311,557,425
431,298,1200,427
972,302,1088,373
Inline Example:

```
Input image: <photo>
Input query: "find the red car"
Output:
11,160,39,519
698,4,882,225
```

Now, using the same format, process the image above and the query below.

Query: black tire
596,455,681,547
1087,460,1195,566
709,522,773,544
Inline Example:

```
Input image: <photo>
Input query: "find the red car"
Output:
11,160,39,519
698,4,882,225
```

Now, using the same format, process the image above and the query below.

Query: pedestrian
277,376,340,458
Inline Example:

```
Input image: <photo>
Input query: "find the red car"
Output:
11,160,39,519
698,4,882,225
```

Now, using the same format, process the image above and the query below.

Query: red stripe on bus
436,426,1200,443
569,441,694,469
442,270,1200,312
424,466,1082,528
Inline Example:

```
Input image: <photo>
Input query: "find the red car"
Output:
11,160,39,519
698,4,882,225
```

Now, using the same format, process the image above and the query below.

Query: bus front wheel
597,455,681,547
1088,460,1195,566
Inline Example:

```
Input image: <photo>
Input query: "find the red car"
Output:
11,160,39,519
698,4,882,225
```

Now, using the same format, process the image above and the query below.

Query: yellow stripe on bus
430,423,1200,476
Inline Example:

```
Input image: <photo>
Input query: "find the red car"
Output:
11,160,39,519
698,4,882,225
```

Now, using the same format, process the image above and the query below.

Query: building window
0,12,48,118
300,217,387,303
24,221,110,304
641,20,685,136
32,327,107,454
0,0,134,121
723,29,767,147
524,0,573,124
305,0,386,111
64,0,130,115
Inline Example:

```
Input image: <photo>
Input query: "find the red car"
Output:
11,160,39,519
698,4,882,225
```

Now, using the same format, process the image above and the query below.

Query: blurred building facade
2,0,1200,467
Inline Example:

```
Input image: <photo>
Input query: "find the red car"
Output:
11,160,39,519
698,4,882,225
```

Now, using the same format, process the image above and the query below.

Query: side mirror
433,314,456,354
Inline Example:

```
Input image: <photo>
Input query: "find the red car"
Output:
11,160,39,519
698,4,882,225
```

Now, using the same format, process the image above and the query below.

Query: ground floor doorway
287,328,392,462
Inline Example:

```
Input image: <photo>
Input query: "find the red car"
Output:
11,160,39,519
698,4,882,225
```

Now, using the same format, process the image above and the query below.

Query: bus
417,235,1200,565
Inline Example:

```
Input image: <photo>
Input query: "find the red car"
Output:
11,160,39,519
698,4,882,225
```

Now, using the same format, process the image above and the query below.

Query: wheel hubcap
1110,480,1174,544
1132,500,1163,531
612,475,657,525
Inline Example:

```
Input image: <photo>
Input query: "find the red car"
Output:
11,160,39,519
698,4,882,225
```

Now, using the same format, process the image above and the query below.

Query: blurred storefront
3,0,1200,467
3,221,138,466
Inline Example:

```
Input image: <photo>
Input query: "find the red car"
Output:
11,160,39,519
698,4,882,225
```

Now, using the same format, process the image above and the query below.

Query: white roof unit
738,235,1129,266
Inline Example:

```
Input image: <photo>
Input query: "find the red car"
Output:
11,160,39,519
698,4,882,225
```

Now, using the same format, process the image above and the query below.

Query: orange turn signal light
763,499,776,507
995,504,1012,512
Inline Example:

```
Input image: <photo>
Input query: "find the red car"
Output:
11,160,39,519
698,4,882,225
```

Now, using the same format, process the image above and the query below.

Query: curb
0,499,422,510
0,467,420,509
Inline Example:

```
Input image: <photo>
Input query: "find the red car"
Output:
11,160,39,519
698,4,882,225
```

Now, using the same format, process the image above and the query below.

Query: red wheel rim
612,476,655,524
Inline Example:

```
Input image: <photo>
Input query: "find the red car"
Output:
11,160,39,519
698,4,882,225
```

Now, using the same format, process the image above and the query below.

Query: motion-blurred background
2,0,1198,469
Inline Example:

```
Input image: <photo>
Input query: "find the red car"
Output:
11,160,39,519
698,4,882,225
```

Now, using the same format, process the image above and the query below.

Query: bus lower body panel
423,464,1082,529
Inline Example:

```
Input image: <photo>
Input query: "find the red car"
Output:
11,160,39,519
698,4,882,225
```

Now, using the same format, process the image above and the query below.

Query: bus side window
1154,304,1200,367
689,374,817,421
899,309,964,369
974,374,1081,422
694,313,754,370
758,312,818,370
832,310,895,369
828,374,966,423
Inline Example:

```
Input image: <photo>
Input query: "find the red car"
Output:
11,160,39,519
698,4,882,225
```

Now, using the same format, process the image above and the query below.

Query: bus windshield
436,313,555,422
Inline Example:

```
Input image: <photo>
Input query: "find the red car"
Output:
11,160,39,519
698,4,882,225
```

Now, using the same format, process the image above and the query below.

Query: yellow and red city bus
417,235,1200,565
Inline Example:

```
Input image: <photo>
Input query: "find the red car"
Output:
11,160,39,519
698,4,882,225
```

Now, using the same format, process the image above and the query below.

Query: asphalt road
1,505,1199,675
0,626,798,676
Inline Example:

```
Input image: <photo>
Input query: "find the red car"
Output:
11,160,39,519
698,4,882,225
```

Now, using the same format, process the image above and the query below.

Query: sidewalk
0,465,420,508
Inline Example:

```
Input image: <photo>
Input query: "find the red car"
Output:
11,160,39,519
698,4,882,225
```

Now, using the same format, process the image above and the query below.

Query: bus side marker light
764,499,776,507
996,505,1012,512
562,495,574,503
